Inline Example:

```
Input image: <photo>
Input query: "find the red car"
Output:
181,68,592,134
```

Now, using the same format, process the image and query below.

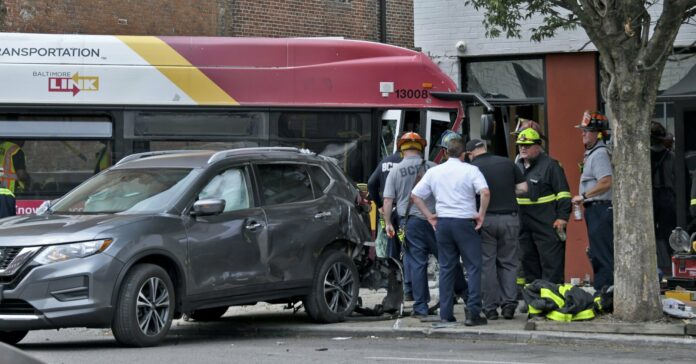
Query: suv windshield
51,168,200,214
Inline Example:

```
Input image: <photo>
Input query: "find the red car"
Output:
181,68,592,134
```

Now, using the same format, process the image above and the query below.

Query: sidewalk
174,289,696,350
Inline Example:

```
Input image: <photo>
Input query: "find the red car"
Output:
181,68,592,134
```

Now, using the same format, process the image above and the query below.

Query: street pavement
169,288,696,351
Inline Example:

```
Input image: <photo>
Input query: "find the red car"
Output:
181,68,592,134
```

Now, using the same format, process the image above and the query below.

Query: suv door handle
245,221,263,230
314,211,332,219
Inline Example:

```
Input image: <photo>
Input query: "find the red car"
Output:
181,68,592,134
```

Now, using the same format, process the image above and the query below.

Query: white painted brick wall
415,0,696,88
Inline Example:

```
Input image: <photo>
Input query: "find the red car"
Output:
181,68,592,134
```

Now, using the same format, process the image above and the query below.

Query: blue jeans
404,217,437,315
436,218,482,320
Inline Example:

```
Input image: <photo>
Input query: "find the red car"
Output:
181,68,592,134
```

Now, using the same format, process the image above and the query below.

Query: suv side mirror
191,199,226,216
481,114,495,141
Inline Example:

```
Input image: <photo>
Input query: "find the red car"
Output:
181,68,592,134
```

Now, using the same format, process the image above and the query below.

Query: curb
172,320,696,350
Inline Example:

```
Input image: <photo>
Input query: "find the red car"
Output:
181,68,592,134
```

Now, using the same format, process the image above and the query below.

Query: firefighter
515,128,572,284
383,132,436,317
571,111,614,290
0,140,31,218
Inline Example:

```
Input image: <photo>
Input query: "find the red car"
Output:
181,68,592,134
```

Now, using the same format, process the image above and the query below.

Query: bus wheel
0,330,28,345
304,250,359,323
112,264,175,347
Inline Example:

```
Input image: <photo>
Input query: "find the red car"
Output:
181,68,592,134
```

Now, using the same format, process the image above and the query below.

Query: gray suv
0,148,371,347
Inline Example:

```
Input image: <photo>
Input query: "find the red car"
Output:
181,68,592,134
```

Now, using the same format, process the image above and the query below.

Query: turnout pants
519,213,565,284
480,213,520,312
436,218,482,320
584,202,614,289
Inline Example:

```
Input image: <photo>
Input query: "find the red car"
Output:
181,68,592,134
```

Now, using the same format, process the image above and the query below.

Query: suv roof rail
207,147,315,164
115,150,209,166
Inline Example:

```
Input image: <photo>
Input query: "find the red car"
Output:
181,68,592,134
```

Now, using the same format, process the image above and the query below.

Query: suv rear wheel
187,306,229,321
0,330,28,345
304,250,359,323
112,264,175,347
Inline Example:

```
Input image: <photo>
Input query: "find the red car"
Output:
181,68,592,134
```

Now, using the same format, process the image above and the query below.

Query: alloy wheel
322,262,355,313
136,277,171,336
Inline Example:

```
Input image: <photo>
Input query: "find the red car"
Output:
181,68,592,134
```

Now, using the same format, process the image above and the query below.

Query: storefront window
464,58,545,100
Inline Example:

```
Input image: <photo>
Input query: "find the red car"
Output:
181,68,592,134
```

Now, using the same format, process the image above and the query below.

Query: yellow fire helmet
516,128,542,145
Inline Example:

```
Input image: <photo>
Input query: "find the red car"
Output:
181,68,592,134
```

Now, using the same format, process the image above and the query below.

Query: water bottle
573,203,583,221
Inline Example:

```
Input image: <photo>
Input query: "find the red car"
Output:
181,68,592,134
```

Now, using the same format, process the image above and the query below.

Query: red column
545,52,598,282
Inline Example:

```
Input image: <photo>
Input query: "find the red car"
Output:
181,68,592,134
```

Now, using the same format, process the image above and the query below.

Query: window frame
187,163,256,215
252,162,318,206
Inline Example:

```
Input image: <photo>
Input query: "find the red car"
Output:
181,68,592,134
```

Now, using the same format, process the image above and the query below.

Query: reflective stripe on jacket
0,187,14,198
0,141,20,192
522,279,596,322
515,153,571,222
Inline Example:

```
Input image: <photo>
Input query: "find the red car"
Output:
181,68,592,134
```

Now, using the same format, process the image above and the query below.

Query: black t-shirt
470,152,525,213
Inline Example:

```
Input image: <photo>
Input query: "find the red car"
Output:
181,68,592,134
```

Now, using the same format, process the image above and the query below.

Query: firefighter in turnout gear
515,128,572,284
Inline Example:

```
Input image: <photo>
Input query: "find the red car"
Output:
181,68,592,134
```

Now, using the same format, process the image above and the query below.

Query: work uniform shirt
383,155,436,219
515,153,571,223
412,158,488,219
579,140,612,202
367,152,402,208
470,152,525,213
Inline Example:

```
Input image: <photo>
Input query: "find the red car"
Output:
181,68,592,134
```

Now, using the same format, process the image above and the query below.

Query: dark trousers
385,214,412,296
585,203,614,289
653,188,676,274
519,217,565,284
480,213,520,312
436,218,482,320
0,194,16,219
404,217,437,315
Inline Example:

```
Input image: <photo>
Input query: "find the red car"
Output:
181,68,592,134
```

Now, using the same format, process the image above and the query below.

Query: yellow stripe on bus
116,36,238,105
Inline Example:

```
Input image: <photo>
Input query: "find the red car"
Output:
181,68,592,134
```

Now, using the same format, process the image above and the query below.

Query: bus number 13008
395,89,429,99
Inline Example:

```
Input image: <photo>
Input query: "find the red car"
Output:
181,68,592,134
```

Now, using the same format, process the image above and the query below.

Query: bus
0,33,481,213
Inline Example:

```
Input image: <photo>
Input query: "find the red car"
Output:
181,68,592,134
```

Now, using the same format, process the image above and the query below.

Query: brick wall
0,0,218,35
386,0,413,49
0,0,413,49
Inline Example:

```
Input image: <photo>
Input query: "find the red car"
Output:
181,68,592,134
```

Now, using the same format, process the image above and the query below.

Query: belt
583,200,611,207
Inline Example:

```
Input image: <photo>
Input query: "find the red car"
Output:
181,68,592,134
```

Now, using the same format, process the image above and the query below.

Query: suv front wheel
112,264,175,347
304,250,359,323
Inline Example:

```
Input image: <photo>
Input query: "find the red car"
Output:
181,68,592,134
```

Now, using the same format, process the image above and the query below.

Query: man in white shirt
411,138,490,326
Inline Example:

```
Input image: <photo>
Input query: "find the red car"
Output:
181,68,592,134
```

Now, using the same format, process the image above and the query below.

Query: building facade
415,0,696,281
0,0,413,49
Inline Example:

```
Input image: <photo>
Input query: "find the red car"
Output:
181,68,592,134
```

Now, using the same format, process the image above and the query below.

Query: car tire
304,250,359,323
0,330,28,345
187,306,229,321
112,264,175,347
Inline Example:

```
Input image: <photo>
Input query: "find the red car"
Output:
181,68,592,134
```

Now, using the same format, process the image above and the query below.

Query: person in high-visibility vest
515,128,572,284
0,140,31,218
94,141,112,174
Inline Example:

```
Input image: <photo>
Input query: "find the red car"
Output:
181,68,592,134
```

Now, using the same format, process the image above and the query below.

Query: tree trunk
609,67,662,321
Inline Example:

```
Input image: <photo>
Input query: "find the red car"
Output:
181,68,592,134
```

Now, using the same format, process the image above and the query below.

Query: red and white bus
0,33,481,213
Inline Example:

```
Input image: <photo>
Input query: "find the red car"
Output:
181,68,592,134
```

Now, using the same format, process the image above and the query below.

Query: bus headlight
33,239,113,265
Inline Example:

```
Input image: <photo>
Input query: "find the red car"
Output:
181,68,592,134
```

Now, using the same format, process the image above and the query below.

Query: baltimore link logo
46,72,99,96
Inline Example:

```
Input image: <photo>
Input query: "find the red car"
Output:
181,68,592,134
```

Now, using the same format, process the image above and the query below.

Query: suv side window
307,165,331,197
198,167,250,212
256,164,314,205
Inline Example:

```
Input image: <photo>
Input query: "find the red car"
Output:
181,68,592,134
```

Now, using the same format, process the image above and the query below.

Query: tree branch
638,0,690,70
